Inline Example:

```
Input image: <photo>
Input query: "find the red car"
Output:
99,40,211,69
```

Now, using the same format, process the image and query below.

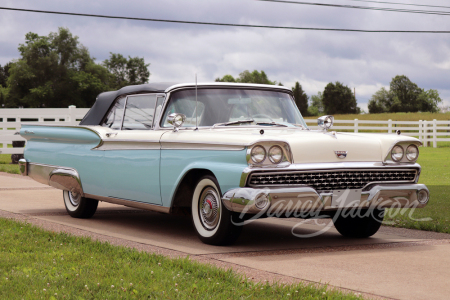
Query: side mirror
317,115,334,131
167,113,186,132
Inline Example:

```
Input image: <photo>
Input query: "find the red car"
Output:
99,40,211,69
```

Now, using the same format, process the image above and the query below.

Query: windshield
161,88,307,128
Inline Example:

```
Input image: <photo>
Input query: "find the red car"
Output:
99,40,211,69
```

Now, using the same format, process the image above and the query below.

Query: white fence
305,119,450,148
1,108,450,155
0,106,89,155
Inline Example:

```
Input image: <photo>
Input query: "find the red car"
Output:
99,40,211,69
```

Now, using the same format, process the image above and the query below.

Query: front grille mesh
248,169,417,190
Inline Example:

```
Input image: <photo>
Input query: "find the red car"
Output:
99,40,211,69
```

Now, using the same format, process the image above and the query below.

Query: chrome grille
248,169,417,190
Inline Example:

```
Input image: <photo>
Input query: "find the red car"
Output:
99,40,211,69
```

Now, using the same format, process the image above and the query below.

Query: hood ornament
335,151,347,159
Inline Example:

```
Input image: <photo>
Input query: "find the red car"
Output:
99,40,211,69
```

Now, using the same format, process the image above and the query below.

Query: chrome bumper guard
18,159,84,195
222,184,430,214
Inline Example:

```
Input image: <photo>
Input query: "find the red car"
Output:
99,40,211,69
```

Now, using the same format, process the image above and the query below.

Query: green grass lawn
0,153,20,174
0,218,360,300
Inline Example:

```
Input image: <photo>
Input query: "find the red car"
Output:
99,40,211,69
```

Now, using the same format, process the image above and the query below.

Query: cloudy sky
1,0,449,111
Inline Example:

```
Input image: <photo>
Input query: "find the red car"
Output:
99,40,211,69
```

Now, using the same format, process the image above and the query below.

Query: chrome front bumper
222,184,430,214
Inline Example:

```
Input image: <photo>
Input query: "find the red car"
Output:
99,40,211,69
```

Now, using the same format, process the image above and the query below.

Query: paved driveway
1,172,449,300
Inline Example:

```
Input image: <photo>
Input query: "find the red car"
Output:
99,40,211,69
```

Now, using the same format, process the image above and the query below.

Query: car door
101,93,166,205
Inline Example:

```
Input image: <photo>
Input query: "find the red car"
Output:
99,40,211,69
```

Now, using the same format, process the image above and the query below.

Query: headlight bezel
250,145,266,164
406,144,419,162
391,145,404,162
268,145,283,164
247,142,292,167
385,141,421,164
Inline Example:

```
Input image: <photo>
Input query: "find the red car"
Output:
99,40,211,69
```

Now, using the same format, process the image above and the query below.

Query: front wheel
333,209,384,238
191,176,242,245
63,190,98,219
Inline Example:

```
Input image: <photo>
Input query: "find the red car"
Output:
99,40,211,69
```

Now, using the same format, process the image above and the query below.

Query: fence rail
1,108,449,155
0,106,89,154
305,118,450,148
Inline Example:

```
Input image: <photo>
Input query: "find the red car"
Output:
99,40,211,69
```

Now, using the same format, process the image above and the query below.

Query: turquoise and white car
19,82,429,245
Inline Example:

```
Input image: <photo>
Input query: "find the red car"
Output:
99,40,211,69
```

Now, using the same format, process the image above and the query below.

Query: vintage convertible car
19,82,429,245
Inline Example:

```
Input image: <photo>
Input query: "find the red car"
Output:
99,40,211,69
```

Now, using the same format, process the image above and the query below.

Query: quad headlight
248,142,292,166
388,143,420,163
268,146,283,164
391,145,404,162
406,145,419,162
251,145,266,164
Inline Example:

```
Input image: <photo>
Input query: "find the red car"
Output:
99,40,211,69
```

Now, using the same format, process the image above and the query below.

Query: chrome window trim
164,82,293,94
157,87,308,130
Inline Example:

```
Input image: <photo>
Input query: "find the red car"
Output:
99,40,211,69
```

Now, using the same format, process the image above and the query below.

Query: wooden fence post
354,118,358,133
388,119,392,133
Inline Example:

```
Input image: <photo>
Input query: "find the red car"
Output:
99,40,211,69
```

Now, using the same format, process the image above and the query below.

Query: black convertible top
79,82,177,125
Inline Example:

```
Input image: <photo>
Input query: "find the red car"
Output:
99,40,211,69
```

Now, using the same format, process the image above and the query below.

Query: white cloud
0,0,449,109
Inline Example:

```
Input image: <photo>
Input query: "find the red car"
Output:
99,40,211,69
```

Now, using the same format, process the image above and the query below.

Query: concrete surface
0,172,449,300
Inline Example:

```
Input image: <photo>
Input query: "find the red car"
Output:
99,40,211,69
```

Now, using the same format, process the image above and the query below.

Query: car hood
158,127,421,164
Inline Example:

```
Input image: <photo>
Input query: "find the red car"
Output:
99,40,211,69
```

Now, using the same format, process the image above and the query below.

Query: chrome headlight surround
317,115,334,131
384,141,421,164
268,145,283,164
391,145,404,162
406,144,419,162
250,146,266,164
167,113,186,132
247,142,292,167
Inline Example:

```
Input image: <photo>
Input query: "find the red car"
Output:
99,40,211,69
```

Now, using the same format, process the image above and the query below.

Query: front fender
160,149,248,207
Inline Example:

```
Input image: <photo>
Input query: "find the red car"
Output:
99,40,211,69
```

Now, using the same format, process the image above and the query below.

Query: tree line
217,72,442,116
0,28,150,108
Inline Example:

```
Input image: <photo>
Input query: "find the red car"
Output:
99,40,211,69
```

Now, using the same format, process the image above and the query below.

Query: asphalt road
1,172,449,300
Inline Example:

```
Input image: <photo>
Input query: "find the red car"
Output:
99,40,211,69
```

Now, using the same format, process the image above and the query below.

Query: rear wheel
63,190,98,219
333,209,384,238
191,175,242,245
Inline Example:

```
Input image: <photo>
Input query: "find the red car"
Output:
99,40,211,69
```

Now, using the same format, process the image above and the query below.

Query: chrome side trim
94,140,161,150
160,141,246,151
49,168,84,196
84,193,170,214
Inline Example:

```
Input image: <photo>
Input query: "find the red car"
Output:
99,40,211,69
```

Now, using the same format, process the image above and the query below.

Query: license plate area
331,189,362,208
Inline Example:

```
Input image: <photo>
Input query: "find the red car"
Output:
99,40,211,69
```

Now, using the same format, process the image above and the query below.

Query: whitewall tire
191,175,242,245
63,190,98,219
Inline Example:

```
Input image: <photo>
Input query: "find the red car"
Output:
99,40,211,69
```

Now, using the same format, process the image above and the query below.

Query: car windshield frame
159,87,308,129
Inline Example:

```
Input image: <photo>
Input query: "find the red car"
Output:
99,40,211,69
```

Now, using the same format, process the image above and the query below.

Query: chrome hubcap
199,187,220,230
68,191,81,207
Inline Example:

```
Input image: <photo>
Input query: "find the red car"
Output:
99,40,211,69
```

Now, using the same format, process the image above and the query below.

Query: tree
215,70,278,85
322,82,358,114
5,28,112,108
292,81,308,116
308,92,324,116
103,53,150,89
368,75,442,113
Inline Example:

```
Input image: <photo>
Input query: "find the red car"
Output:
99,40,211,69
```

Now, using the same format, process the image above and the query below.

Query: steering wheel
251,114,273,122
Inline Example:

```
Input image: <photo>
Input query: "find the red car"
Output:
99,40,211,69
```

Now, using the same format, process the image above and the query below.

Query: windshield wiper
256,122,288,127
213,119,255,127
